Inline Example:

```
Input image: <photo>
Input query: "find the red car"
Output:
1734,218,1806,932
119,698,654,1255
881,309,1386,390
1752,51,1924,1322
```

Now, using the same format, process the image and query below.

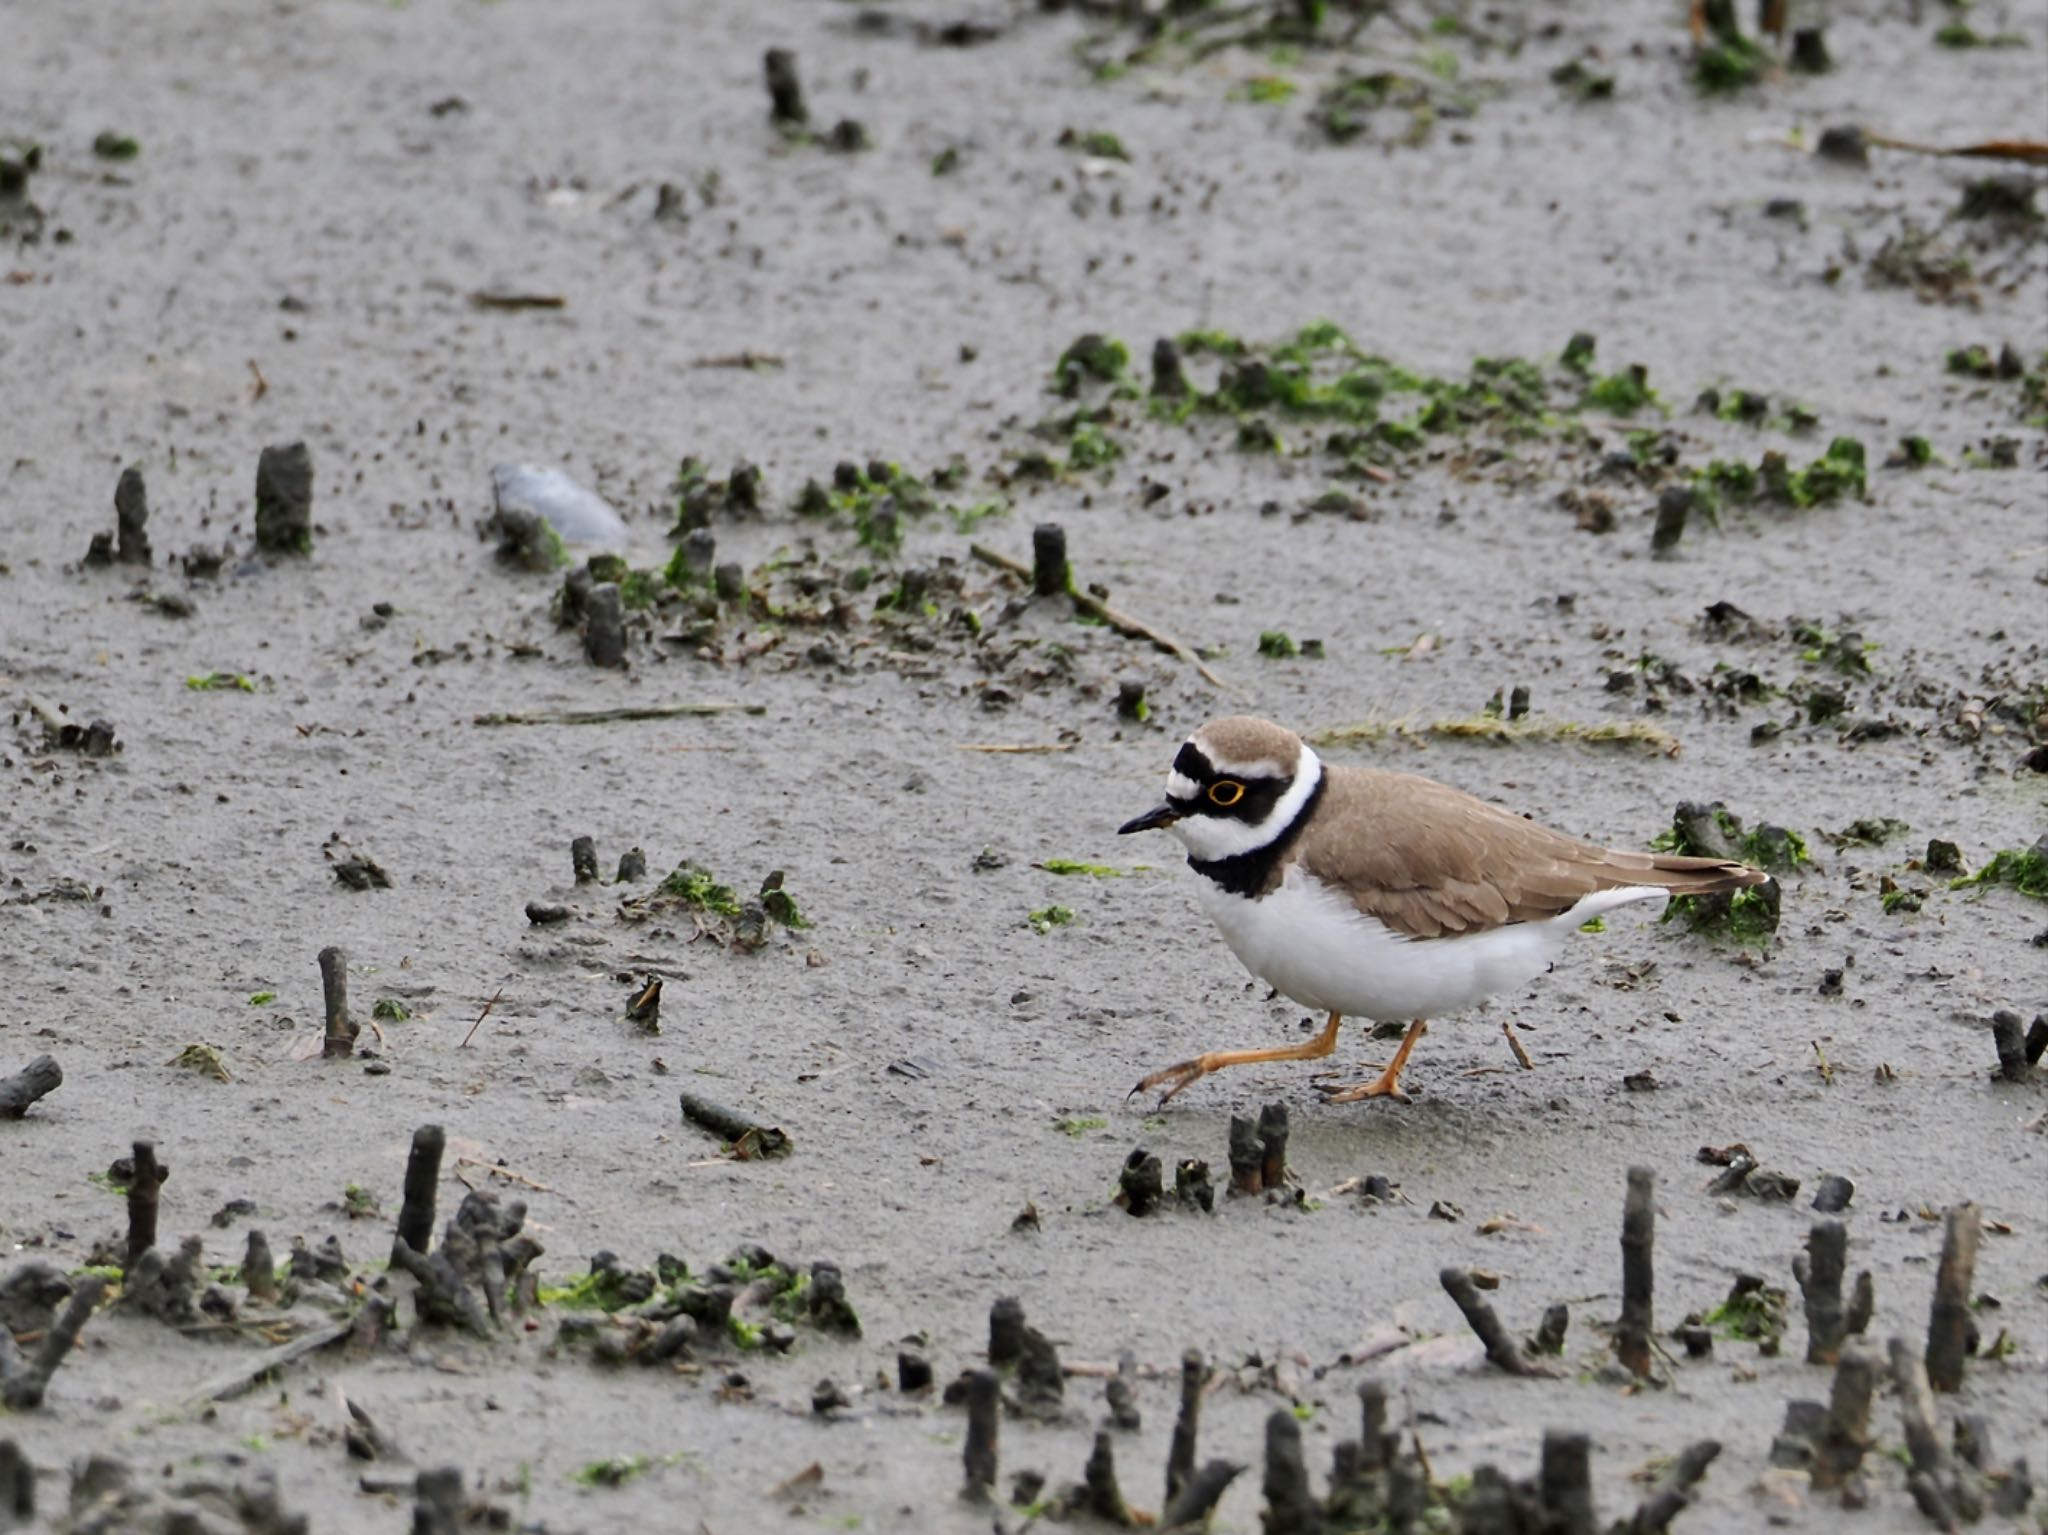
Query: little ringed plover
1118,715,1769,1104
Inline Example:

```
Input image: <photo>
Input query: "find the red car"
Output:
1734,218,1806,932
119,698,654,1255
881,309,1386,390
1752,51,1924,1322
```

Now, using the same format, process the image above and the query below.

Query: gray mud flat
2,2,2044,1531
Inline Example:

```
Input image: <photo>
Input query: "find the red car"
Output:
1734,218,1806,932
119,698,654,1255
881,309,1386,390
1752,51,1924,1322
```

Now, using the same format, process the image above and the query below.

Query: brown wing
1294,766,1765,940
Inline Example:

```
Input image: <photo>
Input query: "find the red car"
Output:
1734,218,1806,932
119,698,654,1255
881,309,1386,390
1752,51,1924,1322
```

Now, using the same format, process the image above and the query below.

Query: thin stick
458,987,504,1049
1925,1203,1980,1392
0,1055,62,1119
1441,1267,1554,1377
472,702,762,726
961,1369,999,1503
319,946,354,1060
969,542,1228,689
1540,1430,1597,1535
1622,1440,1722,1533
1800,1220,1849,1365
1502,1019,1534,1071
1617,1165,1655,1378
1159,1459,1242,1529
1260,1409,1319,1535
1811,1346,1878,1491
180,1313,356,1407
955,742,1077,754
1166,1348,1207,1502
125,1141,164,1270
395,1125,445,1258
678,1091,791,1158
0,1274,104,1409
1081,1430,1140,1526
1861,132,2048,166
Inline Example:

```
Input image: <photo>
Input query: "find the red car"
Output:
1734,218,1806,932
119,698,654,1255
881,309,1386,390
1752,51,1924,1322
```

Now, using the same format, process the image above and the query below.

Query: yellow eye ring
1208,780,1245,807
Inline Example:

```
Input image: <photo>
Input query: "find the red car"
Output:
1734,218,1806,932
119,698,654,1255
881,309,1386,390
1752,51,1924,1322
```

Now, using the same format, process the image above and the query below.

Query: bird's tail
1607,852,1769,895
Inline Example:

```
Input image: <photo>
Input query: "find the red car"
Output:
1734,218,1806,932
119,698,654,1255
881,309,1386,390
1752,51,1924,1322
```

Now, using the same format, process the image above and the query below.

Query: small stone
1811,1175,1854,1214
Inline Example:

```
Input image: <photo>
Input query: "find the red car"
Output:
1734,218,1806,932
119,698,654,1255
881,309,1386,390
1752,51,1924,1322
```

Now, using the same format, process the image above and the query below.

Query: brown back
1284,764,1766,939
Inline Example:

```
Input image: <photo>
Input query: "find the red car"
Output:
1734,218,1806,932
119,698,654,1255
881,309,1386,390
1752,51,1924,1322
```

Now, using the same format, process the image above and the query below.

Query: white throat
1170,746,1323,863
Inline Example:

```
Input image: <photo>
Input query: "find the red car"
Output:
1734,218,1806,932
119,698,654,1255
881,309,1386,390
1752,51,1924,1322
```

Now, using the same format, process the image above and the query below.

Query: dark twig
457,986,504,1049
1811,1346,1878,1493
1846,1270,1875,1336
395,1124,445,1259
1989,1011,2032,1082
1081,1429,1139,1526
1797,1219,1849,1365
1618,1440,1722,1533
961,1369,999,1502
988,1295,1026,1369
1539,1430,1597,1535
1227,1115,1263,1197
0,1275,104,1409
124,1141,165,1270
1159,1459,1241,1530
1031,522,1070,597
1261,1409,1322,1535
0,1056,61,1119
1441,1268,1554,1377
678,1091,790,1158
1925,1204,1980,1392
970,542,1229,688
1166,1348,1207,1502
319,946,356,1059
1257,1101,1290,1189
1889,1336,1972,1531
0,1438,32,1521
1617,1165,1655,1378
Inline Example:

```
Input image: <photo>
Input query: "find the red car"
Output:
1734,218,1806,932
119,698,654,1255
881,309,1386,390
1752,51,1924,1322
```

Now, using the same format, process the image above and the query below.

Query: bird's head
1118,715,1322,862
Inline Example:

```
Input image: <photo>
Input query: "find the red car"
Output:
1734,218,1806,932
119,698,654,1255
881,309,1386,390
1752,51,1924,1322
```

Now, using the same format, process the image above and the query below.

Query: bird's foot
1128,1057,1210,1107
1317,1073,1413,1105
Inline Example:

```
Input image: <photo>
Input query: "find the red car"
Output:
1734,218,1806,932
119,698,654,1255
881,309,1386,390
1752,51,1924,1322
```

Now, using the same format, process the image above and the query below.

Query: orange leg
1132,1011,1344,1106
1319,1020,1428,1104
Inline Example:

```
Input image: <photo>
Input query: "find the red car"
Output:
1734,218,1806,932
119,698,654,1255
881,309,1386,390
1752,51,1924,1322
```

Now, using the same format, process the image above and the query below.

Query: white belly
1196,867,1663,1022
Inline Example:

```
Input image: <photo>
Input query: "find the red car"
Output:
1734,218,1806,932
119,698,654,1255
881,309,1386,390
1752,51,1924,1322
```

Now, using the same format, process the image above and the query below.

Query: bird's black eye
1208,780,1245,807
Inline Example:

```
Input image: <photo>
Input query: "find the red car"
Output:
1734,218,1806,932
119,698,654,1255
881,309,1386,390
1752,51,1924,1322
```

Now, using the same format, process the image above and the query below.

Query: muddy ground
3,0,2045,1530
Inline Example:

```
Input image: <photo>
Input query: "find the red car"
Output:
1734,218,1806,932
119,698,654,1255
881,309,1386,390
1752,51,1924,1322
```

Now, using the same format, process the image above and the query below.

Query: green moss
1053,334,1130,397
1578,916,1606,934
659,863,742,917
1950,845,2048,901
1583,366,1656,415
1703,1279,1787,1341
948,499,1007,533
1056,1115,1108,1137
538,1267,641,1312
1897,435,1935,466
760,886,811,929
1787,437,1866,506
1067,421,1122,470
1560,332,1597,374
1236,74,1298,103
1176,329,1246,357
1831,818,1910,847
1664,884,1781,947
618,568,665,610
1738,825,1810,872
186,671,256,692
1947,344,1997,378
1042,859,1123,878
372,998,411,1022
572,1455,652,1488
1065,129,1129,161
1258,630,1301,658
1695,36,1767,91
342,1184,379,1219
248,991,276,1006
1028,904,1077,934
92,131,140,161
1880,886,1924,915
